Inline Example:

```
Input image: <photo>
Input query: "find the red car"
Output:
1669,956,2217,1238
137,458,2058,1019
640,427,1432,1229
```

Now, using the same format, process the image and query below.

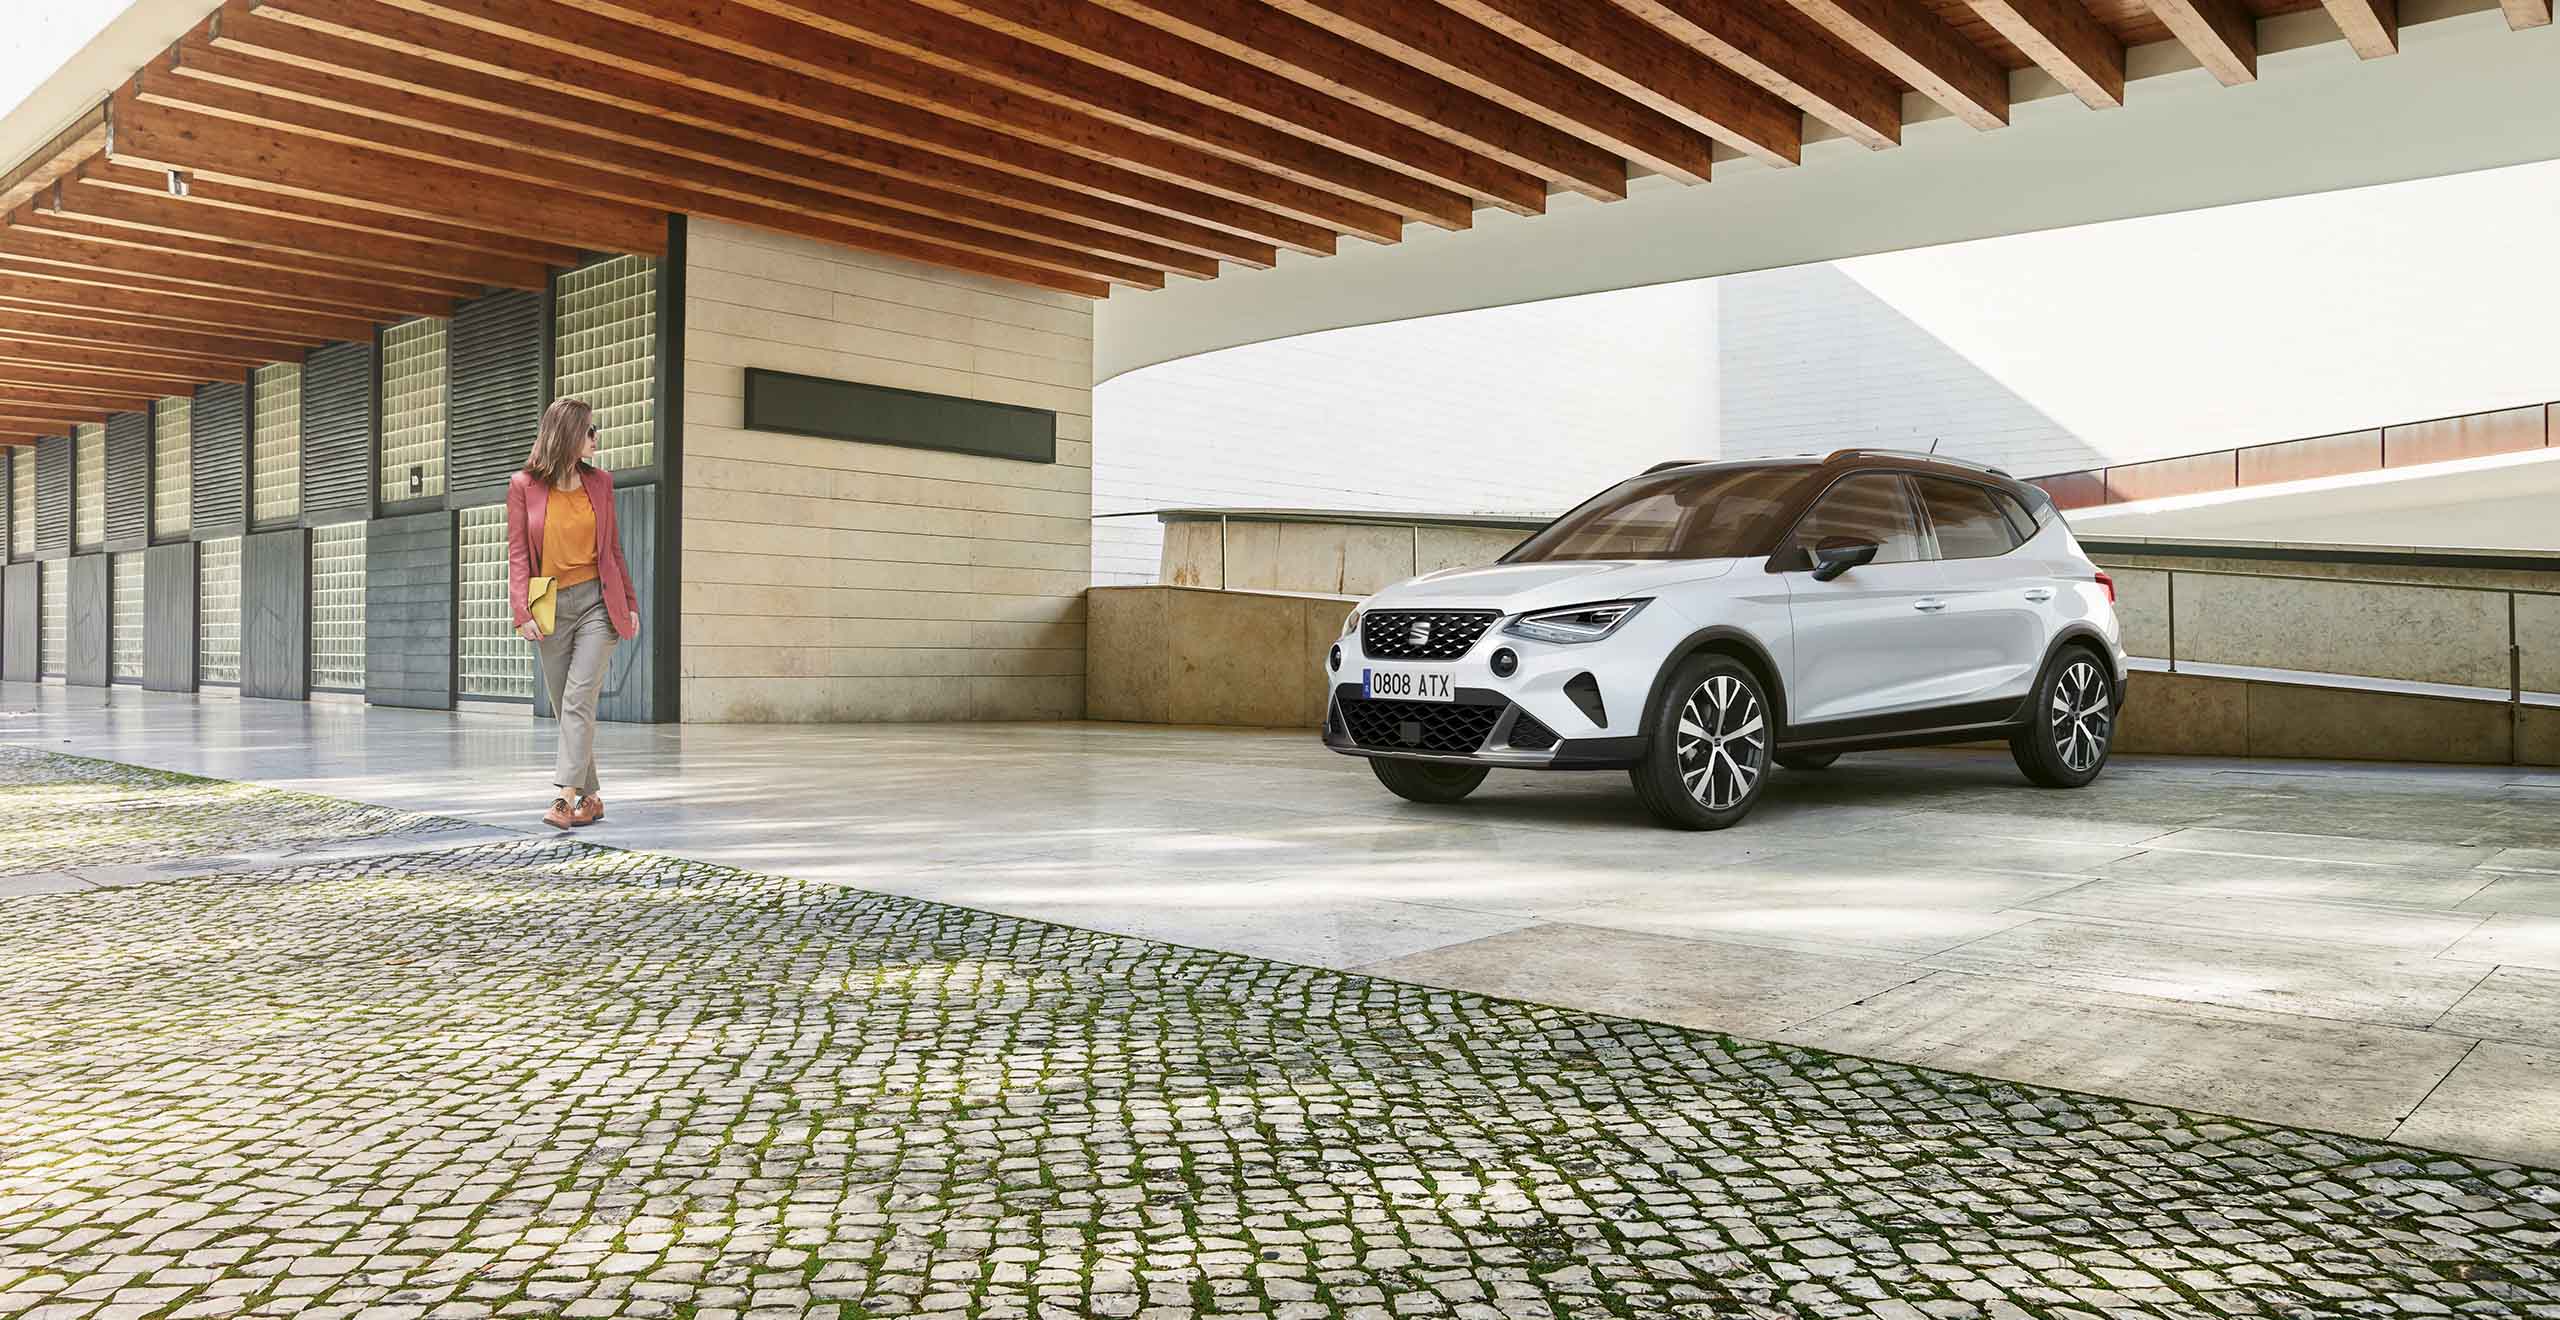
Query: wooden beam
194,17,1219,281
0,308,311,364
0,384,157,413
138,59,1129,295
0,410,109,431
2502,0,2552,29
0,365,222,399
2145,0,2257,84
351,0,1335,258
1787,0,2009,129
1262,0,1720,184
57,164,554,292
246,0,1272,271
0,229,451,322
107,93,671,257
0,336,253,384
909,0,1546,214
0,104,110,214
1093,0,1623,201
0,271,379,343
0,399,111,425
80,159,584,269
613,0,1414,240
1435,0,1801,168
16,199,482,301
2319,0,2398,56
1610,0,1900,149
204,10,1223,280
1966,0,2123,108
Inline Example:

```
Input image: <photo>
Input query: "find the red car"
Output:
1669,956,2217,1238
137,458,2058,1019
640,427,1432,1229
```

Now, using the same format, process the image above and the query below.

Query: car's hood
1367,557,1744,612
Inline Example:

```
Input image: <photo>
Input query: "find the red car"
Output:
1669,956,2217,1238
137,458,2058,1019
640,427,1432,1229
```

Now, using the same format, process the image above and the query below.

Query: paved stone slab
1352,922,1929,1039
2394,1043,2560,1169
1784,972,2481,1139
2436,967,2560,1051
1925,917,2495,1028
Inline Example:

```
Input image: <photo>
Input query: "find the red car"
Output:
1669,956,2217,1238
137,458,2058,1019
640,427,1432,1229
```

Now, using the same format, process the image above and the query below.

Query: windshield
1505,465,1819,563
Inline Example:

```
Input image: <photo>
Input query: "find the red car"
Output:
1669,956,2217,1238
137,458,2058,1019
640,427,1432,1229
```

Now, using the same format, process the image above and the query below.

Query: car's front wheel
1630,655,1774,830
2011,646,2117,788
1370,758,1489,804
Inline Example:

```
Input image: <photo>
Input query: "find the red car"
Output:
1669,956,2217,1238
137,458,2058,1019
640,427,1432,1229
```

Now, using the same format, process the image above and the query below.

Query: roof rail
1642,458,1711,474
1825,447,2014,478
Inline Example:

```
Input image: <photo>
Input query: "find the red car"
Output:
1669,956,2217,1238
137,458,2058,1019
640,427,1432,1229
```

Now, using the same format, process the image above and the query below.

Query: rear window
1507,465,1819,563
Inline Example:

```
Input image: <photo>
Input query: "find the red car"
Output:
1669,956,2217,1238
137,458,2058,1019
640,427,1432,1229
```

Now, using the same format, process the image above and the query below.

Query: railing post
1218,513,1229,591
2165,570,2177,674
2514,592,2526,766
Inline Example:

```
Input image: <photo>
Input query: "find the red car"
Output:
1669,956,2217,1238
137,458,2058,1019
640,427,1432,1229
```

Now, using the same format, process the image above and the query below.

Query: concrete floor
9,680,2560,1170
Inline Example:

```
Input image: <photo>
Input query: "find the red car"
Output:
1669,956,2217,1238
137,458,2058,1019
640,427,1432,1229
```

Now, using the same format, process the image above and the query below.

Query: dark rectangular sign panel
742,368,1055,465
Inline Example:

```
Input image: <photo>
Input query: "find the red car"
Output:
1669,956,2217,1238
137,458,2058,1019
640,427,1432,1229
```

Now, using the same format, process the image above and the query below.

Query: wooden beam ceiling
0,0,2527,435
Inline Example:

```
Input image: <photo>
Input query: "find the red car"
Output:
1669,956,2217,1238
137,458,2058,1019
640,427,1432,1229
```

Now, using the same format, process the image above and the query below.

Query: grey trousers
535,578,616,796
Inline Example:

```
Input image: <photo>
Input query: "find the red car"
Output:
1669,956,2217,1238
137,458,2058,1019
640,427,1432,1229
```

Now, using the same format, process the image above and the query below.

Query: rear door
1775,473,1949,725
1913,475,2045,708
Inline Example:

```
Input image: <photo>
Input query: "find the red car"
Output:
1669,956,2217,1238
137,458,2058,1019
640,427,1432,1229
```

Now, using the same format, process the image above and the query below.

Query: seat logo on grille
1404,618,1434,649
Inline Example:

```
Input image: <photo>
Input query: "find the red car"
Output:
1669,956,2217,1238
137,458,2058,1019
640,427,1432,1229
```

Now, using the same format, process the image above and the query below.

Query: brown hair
525,398,595,488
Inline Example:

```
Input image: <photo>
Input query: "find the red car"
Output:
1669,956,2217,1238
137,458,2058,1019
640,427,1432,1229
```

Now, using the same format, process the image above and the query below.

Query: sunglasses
586,422,600,437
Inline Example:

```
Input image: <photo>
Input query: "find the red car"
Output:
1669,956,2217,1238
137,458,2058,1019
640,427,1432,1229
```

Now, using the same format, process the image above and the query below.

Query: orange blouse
542,483,599,589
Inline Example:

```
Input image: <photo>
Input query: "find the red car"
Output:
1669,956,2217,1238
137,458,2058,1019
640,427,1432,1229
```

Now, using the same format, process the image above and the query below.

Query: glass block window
458,504,533,700
556,255,656,471
74,423,106,550
154,396,192,540
251,362,303,526
382,317,448,504
8,448,29,559
39,560,66,678
199,535,242,685
311,522,367,692
112,552,146,682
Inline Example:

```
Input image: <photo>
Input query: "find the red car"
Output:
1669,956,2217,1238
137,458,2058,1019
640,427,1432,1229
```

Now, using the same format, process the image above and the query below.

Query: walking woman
508,398,640,829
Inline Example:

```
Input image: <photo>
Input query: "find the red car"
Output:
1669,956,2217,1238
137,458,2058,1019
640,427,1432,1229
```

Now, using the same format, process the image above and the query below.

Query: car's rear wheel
1370,758,1489,804
2011,646,2116,788
1630,655,1774,830
1775,750,1840,771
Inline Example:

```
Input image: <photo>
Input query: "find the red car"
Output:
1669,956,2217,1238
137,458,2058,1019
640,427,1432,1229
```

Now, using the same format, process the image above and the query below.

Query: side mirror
1809,536,1881,582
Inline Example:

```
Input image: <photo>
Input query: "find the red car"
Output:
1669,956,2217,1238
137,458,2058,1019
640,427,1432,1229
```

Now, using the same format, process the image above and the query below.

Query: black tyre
2011,646,2117,788
1775,750,1840,772
1629,654,1774,830
1370,757,1489,804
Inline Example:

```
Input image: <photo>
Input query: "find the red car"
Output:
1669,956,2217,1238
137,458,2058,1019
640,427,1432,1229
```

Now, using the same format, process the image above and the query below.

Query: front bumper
1320,683,1649,770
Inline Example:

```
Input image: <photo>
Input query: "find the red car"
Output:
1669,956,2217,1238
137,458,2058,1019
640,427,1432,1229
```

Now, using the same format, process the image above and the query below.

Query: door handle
1912,597,1947,612
2024,587,2055,602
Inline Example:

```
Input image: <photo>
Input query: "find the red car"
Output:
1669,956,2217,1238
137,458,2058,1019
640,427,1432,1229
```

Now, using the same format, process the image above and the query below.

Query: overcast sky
0,0,131,129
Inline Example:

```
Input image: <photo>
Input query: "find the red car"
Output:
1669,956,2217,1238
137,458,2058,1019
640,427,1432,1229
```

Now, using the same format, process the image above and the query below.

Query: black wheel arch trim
1640,626,1791,741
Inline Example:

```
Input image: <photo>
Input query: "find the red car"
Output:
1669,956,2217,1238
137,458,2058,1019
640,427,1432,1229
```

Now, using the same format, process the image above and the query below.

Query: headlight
1501,600,1649,645
1340,609,1362,638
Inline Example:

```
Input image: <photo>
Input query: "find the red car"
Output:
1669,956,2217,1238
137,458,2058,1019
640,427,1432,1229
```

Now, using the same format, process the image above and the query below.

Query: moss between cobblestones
1,749,2557,1320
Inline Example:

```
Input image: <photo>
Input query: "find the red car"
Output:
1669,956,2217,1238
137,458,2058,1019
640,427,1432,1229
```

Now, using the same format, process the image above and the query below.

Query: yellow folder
527,575,557,638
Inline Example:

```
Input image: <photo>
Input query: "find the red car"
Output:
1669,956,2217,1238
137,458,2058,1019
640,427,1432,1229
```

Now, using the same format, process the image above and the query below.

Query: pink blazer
507,465,639,640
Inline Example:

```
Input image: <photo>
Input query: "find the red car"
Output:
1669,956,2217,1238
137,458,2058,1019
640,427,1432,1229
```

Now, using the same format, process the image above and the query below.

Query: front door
1776,473,1952,727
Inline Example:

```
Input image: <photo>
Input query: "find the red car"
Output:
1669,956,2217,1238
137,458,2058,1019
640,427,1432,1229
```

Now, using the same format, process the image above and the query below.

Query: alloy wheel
1677,674,1767,811
2051,659,2113,773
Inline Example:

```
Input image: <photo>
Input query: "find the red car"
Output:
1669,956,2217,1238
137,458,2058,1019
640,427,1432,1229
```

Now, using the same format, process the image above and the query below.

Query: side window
1917,477,2024,559
1783,474,1925,567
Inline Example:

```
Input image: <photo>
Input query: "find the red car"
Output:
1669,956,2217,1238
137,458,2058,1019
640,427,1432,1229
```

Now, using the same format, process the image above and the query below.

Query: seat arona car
1320,450,2128,829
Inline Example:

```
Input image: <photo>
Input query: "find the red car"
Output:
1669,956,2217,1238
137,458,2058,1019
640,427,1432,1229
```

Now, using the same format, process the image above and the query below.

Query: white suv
1321,451,2127,829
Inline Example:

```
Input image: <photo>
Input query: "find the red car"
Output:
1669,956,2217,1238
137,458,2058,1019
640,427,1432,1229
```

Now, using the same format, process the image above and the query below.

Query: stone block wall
679,218,1094,723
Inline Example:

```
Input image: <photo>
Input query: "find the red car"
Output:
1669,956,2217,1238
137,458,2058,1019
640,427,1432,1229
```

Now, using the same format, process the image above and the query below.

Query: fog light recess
1329,644,1342,672
1564,672,1605,726
1490,648,1518,678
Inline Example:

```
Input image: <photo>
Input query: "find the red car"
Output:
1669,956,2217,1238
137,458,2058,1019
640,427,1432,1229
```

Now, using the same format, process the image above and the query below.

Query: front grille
1362,610,1498,660
1339,698,1503,754
1507,714,1558,750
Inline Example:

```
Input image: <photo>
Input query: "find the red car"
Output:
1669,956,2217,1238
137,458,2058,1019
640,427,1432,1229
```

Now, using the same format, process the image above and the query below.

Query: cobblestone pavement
0,746,468,878
2,753,2558,1320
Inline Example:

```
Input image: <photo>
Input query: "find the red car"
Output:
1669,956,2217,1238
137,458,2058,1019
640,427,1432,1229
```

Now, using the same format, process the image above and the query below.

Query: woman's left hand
627,612,642,641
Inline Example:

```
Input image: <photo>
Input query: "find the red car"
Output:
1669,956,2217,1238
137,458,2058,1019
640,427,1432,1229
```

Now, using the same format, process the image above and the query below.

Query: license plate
1363,667,1454,702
